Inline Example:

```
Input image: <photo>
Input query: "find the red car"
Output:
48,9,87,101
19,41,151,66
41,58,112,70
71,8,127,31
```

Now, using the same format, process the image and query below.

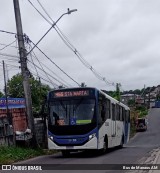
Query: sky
0,0,160,93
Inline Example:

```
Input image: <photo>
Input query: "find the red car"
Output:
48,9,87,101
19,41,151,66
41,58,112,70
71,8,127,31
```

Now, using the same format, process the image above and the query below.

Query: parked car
136,118,148,131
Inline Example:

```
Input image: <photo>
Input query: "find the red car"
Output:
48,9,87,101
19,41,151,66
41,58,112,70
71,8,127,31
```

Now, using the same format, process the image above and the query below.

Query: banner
0,98,25,109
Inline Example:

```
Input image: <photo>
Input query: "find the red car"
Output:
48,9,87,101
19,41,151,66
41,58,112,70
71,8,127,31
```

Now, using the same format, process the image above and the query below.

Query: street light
27,8,77,55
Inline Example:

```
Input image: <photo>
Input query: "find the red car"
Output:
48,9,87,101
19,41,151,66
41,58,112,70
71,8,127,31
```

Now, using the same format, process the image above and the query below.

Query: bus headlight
49,135,54,141
89,133,96,140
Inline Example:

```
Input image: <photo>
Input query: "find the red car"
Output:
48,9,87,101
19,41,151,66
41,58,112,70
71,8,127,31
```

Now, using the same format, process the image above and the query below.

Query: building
121,94,141,105
0,98,27,133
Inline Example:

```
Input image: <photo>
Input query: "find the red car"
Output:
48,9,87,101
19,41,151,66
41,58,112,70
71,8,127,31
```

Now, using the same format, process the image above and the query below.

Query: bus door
111,103,116,137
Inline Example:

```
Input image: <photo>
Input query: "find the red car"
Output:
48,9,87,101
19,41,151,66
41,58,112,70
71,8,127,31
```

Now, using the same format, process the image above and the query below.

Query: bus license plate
66,146,74,149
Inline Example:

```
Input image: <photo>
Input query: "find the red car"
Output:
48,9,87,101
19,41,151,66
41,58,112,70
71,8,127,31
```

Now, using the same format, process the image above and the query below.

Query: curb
148,150,160,173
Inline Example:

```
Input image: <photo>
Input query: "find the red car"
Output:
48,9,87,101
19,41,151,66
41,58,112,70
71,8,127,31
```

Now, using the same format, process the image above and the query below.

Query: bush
139,110,148,118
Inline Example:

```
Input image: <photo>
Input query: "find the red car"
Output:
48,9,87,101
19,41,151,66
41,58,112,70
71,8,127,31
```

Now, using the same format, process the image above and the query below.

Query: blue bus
47,87,130,156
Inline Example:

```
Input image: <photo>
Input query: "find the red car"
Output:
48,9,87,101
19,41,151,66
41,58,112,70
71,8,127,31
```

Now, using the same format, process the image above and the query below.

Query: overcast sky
0,0,160,92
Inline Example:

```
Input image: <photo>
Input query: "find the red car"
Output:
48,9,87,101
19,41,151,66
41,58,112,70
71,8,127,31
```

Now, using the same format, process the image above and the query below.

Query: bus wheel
61,150,70,157
102,136,108,153
119,136,124,149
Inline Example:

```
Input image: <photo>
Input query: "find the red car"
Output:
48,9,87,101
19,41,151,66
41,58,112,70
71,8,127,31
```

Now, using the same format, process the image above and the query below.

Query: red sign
54,90,89,98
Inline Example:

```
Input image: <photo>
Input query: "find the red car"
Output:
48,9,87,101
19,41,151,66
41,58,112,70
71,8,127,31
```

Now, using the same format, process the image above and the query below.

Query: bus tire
61,150,70,157
102,136,108,153
119,135,124,149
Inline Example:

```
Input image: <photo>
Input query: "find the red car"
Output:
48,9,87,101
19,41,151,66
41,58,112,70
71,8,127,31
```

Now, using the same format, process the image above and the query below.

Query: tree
0,91,4,97
7,73,51,116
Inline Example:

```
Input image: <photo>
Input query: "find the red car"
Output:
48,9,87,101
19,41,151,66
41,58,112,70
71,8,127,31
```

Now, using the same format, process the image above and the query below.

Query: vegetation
130,109,137,137
6,73,51,116
0,146,56,164
135,105,148,118
0,91,4,97
0,146,44,164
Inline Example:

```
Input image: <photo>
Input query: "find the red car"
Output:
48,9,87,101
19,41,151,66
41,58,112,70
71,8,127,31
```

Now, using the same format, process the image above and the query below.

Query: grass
0,146,56,164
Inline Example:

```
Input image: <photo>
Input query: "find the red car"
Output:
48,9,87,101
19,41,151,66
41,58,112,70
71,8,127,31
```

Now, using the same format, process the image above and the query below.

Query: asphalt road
2,108,160,173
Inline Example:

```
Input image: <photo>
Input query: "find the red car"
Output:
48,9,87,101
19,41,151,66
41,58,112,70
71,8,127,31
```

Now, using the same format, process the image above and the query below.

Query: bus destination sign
53,90,90,98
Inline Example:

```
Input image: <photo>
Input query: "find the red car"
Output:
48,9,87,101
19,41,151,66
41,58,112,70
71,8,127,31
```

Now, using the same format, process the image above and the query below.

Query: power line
28,68,57,87
27,38,80,86
0,61,19,67
28,60,59,88
0,42,18,49
27,2,80,87
25,41,69,87
30,50,70,87
0,28,79,87
0,52,19,59
28,0,115,87
30,49,72,87
28,0,52,25
28,59,66,88
0,39,17,51
0,29,16,35
28,58,59,88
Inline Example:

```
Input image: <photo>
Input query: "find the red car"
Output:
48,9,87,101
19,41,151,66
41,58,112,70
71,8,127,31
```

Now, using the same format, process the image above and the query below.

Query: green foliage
128,99,135,106
7,74,24,97
0,91,4,97
106,91,119,100
139,110,148,118
0,146,45,164
135,105,148,118
135,105,146,111
7,73,51,116
130,124,136,138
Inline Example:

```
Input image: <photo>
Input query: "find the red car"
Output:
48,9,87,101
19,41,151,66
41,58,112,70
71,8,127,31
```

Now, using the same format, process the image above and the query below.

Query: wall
0,117,14,146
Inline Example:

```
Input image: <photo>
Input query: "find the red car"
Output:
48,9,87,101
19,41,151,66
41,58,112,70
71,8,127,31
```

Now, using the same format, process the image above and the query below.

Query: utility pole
148,87,151,109
3,61,10,124
116,83,121,102
144,84,146,105
13,0,38,147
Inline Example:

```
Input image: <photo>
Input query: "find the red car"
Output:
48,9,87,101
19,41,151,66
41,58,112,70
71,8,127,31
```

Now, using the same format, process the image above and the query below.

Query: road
2,108,160,173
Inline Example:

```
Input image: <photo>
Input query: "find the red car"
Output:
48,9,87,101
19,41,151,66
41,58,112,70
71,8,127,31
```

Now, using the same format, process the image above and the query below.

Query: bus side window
106,99,111,119
119,106,122,121
112,104,116,121
121,108,125,121
116,104,120,121
128,110,130,123
125,110,129,123
101,103,106,121
98,100,106,123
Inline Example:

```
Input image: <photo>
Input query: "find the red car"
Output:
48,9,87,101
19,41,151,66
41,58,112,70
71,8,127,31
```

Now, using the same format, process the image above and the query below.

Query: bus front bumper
48,136,97,150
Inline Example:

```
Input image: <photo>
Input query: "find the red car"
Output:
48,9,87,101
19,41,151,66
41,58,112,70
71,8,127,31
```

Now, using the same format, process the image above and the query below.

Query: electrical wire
0,39,17,51
0,52,19,59
30,50,72,87
31,52,69,88
28,68,57,87
28,0,115,87
0,29,16,35
28,59,66,88
0,42,18,49
25,41,69,87
28,38,81,86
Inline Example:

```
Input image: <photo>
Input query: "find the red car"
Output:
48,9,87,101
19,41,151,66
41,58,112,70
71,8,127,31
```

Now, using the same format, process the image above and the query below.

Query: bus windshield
49,99,95,126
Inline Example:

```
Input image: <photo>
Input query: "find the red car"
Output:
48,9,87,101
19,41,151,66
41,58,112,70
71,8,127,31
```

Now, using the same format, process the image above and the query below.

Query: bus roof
99,90,130,110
